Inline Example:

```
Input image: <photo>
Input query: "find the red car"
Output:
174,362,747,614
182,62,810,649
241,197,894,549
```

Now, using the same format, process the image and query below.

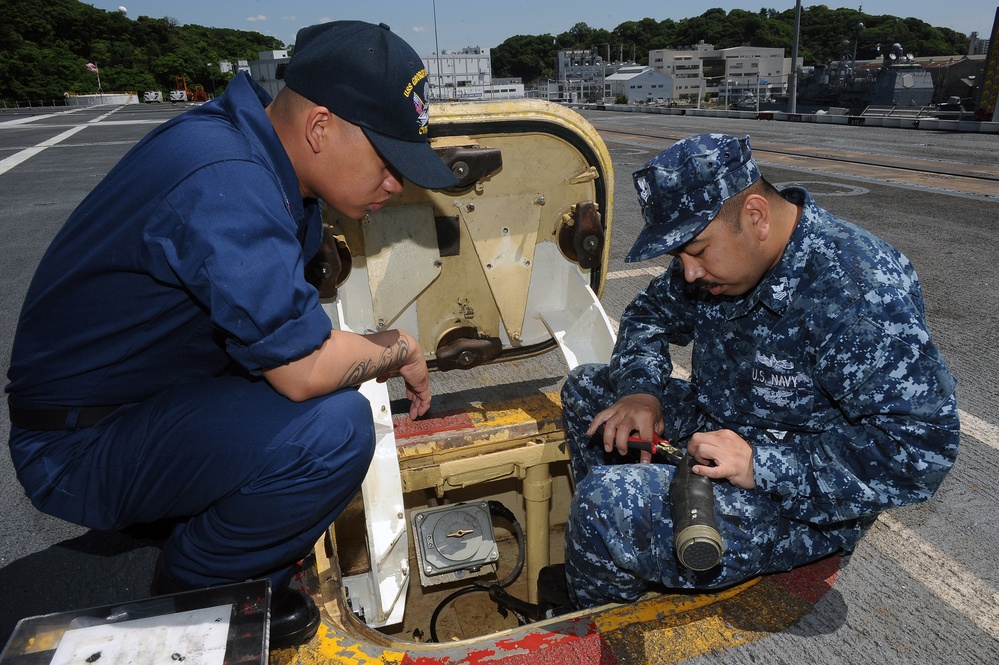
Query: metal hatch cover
317,99,616,631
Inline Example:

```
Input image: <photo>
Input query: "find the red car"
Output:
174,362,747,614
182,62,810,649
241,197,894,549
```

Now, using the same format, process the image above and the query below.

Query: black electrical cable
486,500,525,587
428,585,490,642
427,500,527,642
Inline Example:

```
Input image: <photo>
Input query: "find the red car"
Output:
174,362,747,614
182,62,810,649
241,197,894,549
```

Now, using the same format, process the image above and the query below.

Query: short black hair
716,176,782,230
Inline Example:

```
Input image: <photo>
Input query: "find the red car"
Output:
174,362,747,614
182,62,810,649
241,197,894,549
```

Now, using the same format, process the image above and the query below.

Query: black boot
150,563,189,597
537,563,573,618
268,587,321,649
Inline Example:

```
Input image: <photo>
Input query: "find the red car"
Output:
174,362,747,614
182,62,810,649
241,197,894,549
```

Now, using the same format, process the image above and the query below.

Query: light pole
788,0,802,113
432,0,444,100
851,21,865,69
594,43,610,102
205,63,218,97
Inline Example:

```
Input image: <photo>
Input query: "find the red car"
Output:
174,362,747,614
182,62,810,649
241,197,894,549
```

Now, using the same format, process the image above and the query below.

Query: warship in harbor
790,42,935,114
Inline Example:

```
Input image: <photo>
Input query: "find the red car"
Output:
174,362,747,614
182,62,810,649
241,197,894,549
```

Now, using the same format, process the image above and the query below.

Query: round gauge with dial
412,502,499,582
430,509,484,562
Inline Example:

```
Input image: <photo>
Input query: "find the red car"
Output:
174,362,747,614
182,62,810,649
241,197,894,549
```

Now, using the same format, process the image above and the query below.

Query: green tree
0,0,973,103
1,0,284,103
611,18,667,63
492,34,558,84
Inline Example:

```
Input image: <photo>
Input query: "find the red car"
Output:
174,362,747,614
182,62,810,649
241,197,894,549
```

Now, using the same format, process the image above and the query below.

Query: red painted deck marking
393,410,476,439
770,554,841,604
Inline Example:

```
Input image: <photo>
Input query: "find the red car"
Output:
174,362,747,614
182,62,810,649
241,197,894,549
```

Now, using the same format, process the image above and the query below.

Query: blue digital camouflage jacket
609,187,960,525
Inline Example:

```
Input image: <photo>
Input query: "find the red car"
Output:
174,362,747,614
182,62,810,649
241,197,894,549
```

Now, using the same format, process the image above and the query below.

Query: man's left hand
686,429,755,489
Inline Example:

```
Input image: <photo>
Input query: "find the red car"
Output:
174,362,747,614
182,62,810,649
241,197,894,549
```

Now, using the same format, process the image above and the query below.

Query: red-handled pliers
625,432,681,464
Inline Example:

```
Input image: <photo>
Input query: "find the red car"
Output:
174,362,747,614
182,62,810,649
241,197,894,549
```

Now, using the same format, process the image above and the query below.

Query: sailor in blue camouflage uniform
559,133,960,609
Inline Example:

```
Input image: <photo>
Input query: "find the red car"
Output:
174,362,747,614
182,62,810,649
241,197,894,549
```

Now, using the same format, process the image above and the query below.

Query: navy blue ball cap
282,21,459,190
627,134,761,263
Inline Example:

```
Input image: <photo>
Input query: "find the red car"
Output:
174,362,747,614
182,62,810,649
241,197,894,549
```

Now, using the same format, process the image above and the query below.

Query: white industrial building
218,59,251,76
650,42,799,104
604,66,674,104
248,50,290,99
423,47,524,101
248,45,522,103
545,43,796,106
548,49,620,103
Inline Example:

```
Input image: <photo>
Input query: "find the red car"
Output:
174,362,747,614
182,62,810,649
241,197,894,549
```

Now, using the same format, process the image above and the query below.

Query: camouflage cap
626,133,761,263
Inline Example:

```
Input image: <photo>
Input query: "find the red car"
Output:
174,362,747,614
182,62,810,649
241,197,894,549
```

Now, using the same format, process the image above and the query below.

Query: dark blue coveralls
6,72,374,591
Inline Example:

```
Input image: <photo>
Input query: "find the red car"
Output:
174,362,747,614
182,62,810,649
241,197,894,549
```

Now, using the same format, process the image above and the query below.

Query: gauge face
430,509,483,561
412,502,499,581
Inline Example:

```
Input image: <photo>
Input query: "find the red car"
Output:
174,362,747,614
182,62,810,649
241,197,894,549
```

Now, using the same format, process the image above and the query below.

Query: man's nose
680,256,705,282
383,171,404,194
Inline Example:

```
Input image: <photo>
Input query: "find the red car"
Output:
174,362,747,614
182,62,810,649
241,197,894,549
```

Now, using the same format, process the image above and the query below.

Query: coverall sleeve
608,262,695,400
147,161,332,374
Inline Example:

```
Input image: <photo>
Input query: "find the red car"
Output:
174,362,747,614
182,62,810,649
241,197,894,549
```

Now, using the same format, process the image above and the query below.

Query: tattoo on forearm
341,336,410,387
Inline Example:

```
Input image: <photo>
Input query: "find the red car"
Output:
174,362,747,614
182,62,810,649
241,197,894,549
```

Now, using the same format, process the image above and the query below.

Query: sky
89,1,998,56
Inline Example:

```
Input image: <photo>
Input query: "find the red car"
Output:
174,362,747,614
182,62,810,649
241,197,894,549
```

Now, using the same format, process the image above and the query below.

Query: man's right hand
586,393,664,463
390,333,431,418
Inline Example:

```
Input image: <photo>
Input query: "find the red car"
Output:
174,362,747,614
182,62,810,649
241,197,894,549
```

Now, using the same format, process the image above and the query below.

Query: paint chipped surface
279,557,841,665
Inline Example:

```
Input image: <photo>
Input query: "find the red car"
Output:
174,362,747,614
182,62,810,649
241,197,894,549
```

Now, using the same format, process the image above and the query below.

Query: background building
249,46,523,103
218,59,250,76
650,42,799,104
917,55,987,105
604,65,673,104
548,49,626,103
968,31,991,56
248,50,289,99
424,47,524,101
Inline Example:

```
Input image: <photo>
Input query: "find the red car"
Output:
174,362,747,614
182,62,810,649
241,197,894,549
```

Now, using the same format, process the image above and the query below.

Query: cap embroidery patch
413,82,429,134
636,175,652,203
404,68,430,135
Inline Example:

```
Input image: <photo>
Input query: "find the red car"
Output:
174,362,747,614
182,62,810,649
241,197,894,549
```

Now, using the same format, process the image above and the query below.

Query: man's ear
743,193,770,241
304,106,331,154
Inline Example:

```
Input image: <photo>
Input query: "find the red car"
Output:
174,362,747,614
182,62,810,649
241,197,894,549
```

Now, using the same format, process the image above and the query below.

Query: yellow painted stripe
275,636,405,665
600,577,816,663
593,578,758,633
465,392,563,429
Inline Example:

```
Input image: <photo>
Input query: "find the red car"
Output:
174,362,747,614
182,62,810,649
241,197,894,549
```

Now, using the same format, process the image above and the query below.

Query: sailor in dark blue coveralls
556,134,960,609
5,21,457,647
